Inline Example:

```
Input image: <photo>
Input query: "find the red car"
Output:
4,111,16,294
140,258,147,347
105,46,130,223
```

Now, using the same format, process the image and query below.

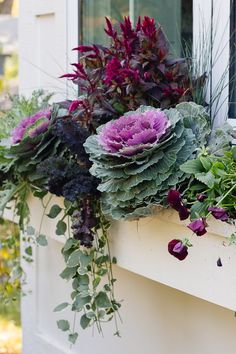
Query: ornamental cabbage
84,102,210,220
11,109,51,144
98,110,170,156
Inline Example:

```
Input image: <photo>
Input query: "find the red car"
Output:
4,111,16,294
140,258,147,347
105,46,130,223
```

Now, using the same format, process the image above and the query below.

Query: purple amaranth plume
141,16,157,42
98,109,170,156
11,109,51,144
61,16,192,127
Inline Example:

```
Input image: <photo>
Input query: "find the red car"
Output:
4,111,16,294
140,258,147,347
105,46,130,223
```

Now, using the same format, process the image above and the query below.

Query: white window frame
193,0,234,128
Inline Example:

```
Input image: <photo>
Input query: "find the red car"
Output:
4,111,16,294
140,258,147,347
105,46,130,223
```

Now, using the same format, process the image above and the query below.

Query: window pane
132,0,192,55
81,0,129,45
81,0,192,56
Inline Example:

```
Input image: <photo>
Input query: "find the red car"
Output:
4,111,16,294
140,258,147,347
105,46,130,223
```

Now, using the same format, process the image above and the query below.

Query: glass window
81,0,129,45
81,0,192,56
131,0,192,55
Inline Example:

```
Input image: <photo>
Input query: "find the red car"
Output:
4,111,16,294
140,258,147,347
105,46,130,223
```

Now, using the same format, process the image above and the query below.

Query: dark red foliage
62,16,192,128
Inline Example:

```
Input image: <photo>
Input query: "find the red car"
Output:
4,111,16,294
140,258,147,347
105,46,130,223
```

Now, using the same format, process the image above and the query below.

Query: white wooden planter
17,1,236,353
111,210,236,311
12,195,236,354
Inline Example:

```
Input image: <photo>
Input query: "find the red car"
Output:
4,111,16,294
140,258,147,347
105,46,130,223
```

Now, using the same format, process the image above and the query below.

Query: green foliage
0,219,21,323
85,102,210,220
54,302,69,312
58,206,121,342
181,146,236,219
57,319,70,331
0,90,52,139
36,234,48,247
47,205,62,218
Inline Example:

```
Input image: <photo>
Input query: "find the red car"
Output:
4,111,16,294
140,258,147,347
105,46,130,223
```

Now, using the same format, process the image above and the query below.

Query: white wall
19,1,236,353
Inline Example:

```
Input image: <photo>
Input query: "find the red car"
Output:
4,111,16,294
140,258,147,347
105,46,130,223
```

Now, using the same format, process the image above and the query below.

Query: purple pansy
208,206,229,222
168,239,188,261
167,189,190,220
98,109,170,156
11,109,51,144
187,218,207,236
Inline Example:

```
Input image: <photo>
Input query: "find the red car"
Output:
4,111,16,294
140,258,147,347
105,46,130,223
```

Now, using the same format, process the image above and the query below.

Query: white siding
19,1,236,354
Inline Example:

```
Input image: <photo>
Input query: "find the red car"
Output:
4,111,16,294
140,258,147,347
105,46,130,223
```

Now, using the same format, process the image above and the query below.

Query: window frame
77,0,234,127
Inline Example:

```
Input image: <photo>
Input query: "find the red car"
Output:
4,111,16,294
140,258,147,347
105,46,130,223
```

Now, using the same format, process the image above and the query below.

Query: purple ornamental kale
11,109,51,144
98,109,170,156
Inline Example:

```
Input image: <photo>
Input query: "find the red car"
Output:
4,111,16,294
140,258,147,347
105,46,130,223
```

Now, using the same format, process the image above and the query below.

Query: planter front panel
18,196,236,354
110,210,236,311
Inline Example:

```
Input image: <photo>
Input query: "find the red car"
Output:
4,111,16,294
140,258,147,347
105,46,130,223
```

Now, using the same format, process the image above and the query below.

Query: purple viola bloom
98,109,170,156
208,206,229,222
168,239,188,261
187,218,207,236
11,109,51,144
167,189,182,209
167,189,190,220
178,206,190,221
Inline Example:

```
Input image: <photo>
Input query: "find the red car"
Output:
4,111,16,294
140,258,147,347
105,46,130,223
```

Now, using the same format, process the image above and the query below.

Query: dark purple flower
187,218,207,236
208,206,229,222
167,189,190,220
98,109,170,156
168,239,188,261
178,206,190,220
11,109,51,144
197,193,207,202
167,189,181,207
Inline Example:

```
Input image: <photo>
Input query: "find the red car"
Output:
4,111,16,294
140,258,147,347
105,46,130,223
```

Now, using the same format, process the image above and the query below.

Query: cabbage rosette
84,102,210,220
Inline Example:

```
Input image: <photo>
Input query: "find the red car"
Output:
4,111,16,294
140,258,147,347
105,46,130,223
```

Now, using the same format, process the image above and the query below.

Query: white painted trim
66,0,79,99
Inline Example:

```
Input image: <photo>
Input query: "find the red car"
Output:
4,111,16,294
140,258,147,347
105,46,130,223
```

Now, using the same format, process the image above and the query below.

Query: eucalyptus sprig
55,200,121,344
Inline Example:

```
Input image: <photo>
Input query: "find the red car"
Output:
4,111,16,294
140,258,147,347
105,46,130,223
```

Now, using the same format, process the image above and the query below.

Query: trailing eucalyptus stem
55,198,121,343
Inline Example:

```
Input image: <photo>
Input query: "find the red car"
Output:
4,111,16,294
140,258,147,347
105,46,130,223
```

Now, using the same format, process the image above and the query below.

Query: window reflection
81,0,192,56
